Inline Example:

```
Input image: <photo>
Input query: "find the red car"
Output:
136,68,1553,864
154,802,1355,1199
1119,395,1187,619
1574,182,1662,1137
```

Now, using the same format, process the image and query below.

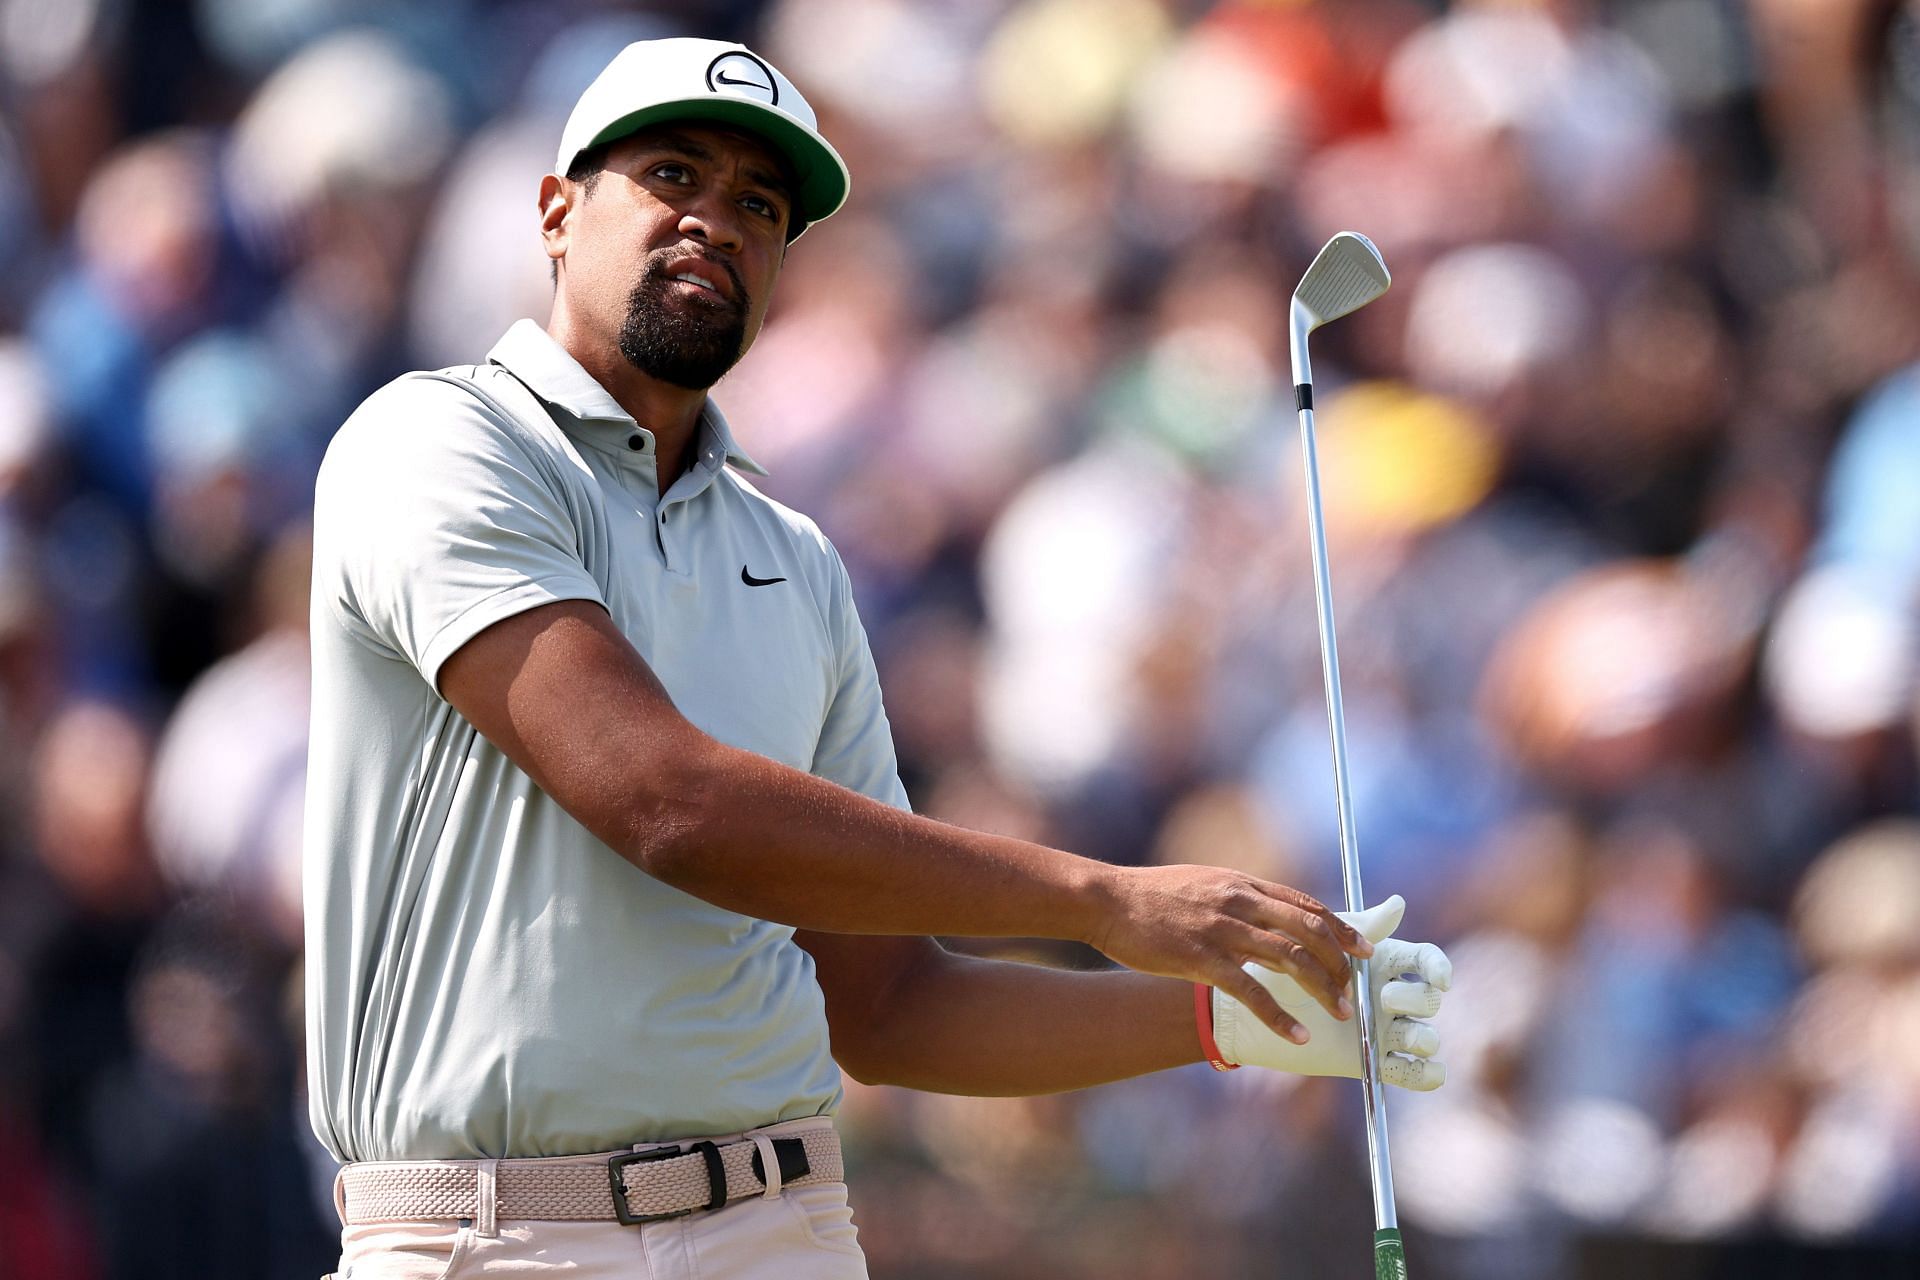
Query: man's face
555,123,794,389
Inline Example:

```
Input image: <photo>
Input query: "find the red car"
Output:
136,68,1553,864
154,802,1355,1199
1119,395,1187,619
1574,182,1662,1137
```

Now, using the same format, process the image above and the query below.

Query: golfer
305,37,1450,1279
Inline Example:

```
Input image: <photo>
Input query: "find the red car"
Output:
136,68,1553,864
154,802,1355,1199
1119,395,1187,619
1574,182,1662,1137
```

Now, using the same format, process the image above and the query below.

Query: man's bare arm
798,931,1203,1094
437,599,1369,1039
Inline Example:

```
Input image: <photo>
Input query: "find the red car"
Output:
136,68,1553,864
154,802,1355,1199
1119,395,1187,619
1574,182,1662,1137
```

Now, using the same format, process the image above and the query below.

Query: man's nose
677,196,744,254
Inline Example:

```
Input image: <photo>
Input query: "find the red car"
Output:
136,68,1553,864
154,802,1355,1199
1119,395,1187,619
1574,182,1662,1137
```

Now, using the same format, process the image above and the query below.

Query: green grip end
1373,1228,1408,1280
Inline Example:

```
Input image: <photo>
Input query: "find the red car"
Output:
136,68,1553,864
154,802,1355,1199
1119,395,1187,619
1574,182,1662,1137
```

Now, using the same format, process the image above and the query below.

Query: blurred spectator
84,903,334,1278
146,523,312,946
10,700,165,1184
28,130,220,515
0,1104,99,1280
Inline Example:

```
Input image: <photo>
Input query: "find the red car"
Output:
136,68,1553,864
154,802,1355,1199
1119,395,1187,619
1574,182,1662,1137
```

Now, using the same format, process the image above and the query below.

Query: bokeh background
4,0,1920,1276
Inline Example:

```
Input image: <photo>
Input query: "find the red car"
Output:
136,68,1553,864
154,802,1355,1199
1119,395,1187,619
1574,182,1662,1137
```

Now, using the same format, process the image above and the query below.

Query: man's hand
1210,894,1451,1090
1089,865,1375,1045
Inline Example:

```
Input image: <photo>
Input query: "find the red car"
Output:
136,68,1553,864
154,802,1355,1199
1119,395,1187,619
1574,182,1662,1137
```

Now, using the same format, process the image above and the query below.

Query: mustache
642,252,749,309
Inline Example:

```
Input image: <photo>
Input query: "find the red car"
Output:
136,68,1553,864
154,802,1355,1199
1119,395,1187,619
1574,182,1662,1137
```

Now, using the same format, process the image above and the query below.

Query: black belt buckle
608,1140,726,1226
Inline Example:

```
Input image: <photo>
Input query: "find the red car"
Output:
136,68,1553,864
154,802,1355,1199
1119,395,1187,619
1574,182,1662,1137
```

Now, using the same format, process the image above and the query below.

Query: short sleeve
810,547,911,811
312,373,608,688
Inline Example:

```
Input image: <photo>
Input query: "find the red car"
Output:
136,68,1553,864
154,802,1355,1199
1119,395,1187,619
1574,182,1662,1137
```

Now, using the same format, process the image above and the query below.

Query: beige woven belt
338,1127,842,1226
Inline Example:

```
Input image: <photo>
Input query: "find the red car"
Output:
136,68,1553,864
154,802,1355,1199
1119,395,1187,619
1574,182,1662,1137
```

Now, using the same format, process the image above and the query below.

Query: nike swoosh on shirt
741,566,787,587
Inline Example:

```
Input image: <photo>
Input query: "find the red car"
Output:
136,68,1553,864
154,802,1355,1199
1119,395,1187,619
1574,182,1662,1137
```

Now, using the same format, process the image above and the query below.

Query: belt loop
749,1133,782,1199
476,1159,499,1237
332,1166,349,1227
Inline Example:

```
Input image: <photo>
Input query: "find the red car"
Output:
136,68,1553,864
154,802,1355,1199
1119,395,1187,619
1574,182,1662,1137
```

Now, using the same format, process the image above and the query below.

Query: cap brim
583,98,849,227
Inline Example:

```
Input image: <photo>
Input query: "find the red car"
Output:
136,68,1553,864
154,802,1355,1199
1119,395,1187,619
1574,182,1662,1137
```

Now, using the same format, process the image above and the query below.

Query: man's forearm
448,598,1106,942
809,936,1206,1095
638,736,1115,942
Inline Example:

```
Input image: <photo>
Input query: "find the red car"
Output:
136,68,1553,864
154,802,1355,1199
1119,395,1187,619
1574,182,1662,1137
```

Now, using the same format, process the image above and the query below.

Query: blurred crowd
4,0,1920,1277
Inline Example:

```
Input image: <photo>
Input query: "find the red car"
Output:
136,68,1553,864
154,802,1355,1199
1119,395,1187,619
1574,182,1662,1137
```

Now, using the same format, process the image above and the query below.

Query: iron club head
1289,232,1391,388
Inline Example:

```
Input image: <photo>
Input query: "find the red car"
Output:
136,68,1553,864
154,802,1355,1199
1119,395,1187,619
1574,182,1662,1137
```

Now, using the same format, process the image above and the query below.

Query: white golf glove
1211,894,1451,1090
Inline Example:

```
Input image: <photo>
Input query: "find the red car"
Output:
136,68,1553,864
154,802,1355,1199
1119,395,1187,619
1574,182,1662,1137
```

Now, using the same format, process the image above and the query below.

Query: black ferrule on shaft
1295,383,1313,411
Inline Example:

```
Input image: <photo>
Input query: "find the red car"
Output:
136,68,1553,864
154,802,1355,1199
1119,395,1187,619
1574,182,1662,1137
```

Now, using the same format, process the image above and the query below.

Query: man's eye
742,195,779,220
652,163,692,182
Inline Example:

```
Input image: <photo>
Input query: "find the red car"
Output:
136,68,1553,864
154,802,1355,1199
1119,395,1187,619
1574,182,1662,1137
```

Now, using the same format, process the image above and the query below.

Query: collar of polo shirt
486,320,769,476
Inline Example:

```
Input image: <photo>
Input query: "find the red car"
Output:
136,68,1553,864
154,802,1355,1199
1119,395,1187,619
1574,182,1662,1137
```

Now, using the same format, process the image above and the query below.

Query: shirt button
627,434,645,452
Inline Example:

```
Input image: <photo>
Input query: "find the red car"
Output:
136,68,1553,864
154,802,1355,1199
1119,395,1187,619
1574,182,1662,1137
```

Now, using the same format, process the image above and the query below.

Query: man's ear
539,174,571,274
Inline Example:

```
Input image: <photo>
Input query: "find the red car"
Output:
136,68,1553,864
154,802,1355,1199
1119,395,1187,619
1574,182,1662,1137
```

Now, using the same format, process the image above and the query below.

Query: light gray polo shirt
304,319,908,1162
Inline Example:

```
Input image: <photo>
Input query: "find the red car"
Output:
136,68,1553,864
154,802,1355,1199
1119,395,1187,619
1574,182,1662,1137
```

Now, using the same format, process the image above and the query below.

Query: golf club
1288,231,1405,1280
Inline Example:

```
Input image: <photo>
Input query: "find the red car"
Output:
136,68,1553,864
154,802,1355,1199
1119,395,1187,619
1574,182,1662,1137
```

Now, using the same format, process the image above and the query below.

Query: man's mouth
656,255,737,302
669,271,721,295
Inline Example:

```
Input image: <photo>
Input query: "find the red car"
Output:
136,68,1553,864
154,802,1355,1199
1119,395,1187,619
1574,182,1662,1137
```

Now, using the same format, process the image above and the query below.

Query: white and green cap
556,37,849,235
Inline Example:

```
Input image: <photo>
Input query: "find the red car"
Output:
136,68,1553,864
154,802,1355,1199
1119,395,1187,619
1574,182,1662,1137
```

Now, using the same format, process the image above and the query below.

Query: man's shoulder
337,362,531,434
324,363,562,478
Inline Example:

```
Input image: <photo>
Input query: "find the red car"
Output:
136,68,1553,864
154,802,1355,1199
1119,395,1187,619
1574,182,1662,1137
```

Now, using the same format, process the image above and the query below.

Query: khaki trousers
327,1120,868,1280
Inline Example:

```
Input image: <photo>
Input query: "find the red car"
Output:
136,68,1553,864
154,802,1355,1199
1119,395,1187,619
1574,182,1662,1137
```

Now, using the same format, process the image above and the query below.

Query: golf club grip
1374,1228,1408,1280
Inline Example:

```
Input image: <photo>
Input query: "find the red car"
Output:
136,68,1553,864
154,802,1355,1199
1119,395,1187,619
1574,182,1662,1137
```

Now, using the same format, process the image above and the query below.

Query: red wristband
1194,982,1239,1071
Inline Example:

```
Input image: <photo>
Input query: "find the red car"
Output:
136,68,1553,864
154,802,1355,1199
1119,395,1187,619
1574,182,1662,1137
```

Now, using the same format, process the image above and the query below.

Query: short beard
616,255,751,390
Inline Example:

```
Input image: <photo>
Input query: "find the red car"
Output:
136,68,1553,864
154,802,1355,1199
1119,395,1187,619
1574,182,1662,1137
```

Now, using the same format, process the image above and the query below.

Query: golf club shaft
1295,399,1404,1273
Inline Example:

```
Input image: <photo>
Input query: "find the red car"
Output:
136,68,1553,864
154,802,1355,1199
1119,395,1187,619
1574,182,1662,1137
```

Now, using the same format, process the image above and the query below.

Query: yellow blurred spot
1315,381,1501,536
980,0,1170,147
